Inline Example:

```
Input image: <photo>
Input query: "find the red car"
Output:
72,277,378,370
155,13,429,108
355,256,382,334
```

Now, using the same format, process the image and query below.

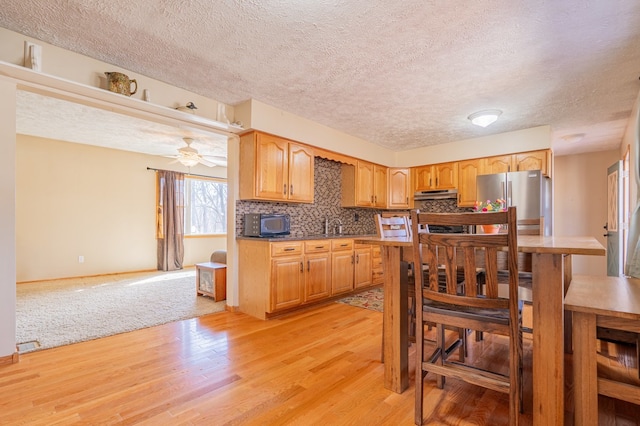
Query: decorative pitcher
105,72,137,96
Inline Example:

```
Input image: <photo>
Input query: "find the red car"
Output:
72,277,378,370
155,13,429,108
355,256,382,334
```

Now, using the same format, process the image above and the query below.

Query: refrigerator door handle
507,180,512,206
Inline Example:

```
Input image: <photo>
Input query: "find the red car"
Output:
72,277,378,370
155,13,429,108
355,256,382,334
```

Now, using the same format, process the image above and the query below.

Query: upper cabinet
239,131,314,203
342,161,388,208
514,150,552,177
387,168,412,209
457,159,482,207
481,155,513,174
481,150,552,178
414,162,458,191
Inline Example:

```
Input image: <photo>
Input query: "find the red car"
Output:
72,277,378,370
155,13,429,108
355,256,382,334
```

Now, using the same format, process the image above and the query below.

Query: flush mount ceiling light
468,109,503,127
561,133,586,143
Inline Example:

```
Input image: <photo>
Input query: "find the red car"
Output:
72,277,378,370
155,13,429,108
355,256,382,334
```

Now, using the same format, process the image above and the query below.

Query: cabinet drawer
331,239,353,251
372,246,381,257
304,240,331,253
271,242,303,257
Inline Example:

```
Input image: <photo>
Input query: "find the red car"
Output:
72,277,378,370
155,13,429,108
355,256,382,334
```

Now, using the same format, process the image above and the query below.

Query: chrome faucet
332,218,344,235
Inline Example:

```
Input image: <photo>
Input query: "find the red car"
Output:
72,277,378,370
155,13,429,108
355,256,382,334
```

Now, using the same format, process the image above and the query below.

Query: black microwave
243,213,291,237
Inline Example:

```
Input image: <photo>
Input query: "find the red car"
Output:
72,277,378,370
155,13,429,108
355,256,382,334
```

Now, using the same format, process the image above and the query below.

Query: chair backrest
517,217,543,235
375,214,411,238
409,207,519,312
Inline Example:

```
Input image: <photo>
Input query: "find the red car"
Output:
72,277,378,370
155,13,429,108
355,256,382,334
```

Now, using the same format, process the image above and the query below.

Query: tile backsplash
235,157,471,237
236,158,381,237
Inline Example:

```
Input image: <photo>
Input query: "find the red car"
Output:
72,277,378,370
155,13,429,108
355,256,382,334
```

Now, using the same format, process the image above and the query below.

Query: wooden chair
410,207,522,426
375,213,411,239
375,213,414,360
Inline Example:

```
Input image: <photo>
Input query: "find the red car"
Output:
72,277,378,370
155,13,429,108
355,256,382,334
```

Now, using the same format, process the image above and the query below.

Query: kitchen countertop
236,233,377,242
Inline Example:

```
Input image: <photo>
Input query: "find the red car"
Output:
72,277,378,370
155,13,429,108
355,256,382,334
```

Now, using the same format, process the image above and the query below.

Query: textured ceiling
2,1,640,157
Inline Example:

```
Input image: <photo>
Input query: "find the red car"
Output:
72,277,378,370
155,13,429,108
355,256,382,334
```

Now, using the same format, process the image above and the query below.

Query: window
184,176,227,235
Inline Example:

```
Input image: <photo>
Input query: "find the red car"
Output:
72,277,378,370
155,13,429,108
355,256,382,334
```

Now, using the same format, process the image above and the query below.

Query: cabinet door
434,162,457,189
388,168,411,209
355,161,375,206
482,155,513,174
514,150,549,176
373,165,388,207
304,253,331,302
270,257,303,312
354,247,372,289
457,159,481,207
371,246,383,285
288,143,315,202
414,166,433,191
331,250,354,294
255,133,289,200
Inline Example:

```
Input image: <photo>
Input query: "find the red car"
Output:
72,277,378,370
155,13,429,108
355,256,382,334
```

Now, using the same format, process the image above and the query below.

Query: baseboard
225,305,239,313
17,268,180,285
0,351,19,366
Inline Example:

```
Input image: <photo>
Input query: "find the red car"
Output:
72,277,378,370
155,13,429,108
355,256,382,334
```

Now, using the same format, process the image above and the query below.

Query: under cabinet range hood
414,189,458,200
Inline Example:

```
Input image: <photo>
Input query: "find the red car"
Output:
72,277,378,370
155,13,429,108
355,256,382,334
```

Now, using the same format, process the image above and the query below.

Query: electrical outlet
354,213,359,222
78,255,84,263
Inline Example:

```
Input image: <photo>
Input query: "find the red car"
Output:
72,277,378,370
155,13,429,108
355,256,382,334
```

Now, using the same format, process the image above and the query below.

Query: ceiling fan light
468,109,502,127
177,157,199,167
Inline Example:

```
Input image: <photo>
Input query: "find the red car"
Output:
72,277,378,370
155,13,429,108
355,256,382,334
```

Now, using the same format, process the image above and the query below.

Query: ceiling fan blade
199,158,217,167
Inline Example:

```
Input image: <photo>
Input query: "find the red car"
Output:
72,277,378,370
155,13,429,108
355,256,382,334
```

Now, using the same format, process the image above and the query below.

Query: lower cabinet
270,255,304,311
354,244,372,289
331,239,355,295
238,238,379,319
371,246,383,285
303,241,332,302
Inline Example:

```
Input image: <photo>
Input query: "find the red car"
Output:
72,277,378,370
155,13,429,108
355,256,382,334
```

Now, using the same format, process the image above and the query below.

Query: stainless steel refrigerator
476,169,552,236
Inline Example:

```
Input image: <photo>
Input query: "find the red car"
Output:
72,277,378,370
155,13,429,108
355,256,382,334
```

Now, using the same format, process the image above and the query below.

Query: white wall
0,80,17,359
396,125,552,166
0,27,234,124
16,135,226,282
554,150,620,275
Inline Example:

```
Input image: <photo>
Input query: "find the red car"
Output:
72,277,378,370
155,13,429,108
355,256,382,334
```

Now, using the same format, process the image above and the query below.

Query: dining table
354,234,606,426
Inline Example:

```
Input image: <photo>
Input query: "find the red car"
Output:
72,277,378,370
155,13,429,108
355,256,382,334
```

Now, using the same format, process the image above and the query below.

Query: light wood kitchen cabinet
331,239,354,295
414,162,458,191
341,161,388,208
239,131,314,203
457,159,482,207
514,150,551,177
267,241,304,312
371,246,383,285
481,155,513,174
270,254,304,312
480,150,552,177
303,240,331,302
239,237,381,319
354,245,372,289
387,168,411,209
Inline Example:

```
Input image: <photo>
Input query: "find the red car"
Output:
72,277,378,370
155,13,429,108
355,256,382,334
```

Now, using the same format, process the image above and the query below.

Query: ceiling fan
167,137,227,167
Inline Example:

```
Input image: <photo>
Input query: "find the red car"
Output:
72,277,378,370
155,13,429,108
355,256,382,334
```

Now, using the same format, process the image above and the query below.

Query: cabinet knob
290,184,293,195
300,262,303,272
283,184,287,195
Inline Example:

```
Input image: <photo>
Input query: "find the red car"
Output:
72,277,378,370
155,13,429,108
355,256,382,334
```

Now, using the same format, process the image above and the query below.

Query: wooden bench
564,275,640,425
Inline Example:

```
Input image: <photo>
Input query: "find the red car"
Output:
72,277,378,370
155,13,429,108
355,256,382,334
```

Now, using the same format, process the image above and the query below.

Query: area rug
16,269,226,353
336,287,383,312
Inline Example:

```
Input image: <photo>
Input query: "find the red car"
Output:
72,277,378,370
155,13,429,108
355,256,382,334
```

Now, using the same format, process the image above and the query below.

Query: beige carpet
16,269,226,353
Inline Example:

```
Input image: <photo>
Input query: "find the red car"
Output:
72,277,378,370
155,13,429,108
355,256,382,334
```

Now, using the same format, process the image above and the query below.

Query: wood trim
313,146,357,165
225,305,239,313
0,351,19,366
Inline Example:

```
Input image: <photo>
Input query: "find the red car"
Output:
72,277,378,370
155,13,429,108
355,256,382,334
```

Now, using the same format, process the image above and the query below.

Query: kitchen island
237,234,381,319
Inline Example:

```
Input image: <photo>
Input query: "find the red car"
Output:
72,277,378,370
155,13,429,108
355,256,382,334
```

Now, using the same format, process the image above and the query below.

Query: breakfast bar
355,234,606,425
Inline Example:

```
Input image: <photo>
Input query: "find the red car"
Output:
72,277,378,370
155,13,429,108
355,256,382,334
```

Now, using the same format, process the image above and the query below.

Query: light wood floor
1,302,639,425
